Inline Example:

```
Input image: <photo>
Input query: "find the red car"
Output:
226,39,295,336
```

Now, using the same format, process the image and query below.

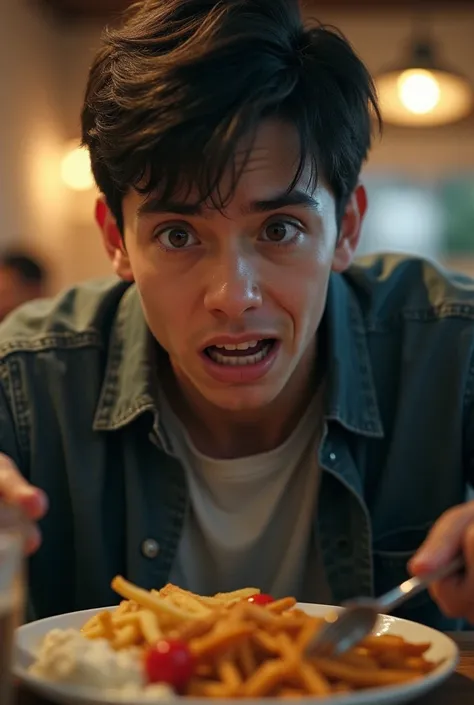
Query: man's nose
203,250,263,319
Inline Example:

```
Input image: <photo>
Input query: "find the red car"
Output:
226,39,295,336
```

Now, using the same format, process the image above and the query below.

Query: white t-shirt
161,390,332,602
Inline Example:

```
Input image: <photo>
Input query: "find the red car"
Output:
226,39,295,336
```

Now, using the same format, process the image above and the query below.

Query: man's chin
196,383,285,414
170,351,290,413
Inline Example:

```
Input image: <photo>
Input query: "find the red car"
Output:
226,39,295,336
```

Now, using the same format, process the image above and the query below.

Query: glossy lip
200,339,280,384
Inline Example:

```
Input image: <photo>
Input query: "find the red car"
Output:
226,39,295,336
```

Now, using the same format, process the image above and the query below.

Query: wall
0,1,107,291
0,0,66,291
53,21,110,287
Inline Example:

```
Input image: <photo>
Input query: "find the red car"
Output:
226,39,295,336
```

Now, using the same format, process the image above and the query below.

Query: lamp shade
375,40,473,127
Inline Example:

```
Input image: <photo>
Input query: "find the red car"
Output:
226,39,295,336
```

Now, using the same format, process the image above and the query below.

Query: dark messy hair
82,0,381,232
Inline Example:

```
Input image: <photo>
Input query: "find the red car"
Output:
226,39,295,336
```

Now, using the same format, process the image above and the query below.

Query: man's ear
332,183,368,273
95,196,134,282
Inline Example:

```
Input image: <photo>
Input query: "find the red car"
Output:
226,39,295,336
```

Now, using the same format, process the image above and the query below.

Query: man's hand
409,501,474,623
0,452,48,554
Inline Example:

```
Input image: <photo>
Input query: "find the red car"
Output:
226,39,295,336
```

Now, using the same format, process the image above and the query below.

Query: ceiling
38,0,474,21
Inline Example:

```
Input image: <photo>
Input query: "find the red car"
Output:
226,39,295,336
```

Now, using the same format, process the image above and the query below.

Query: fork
305,554,465,658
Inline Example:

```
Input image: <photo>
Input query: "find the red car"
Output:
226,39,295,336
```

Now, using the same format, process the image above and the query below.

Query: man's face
0,267,40,323
104,120,364,412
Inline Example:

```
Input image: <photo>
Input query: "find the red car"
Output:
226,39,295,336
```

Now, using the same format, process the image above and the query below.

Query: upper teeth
214,340,259,351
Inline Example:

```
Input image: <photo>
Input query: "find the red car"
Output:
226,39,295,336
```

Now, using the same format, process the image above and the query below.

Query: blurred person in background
0,250,46,322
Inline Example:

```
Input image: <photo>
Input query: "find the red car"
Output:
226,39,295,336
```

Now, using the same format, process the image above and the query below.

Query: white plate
14,603,459,705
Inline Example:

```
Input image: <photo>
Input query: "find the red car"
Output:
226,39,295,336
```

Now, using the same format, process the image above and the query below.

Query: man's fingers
9,485,48,520
408,504,474,624
409,504,474,574
428,522,474,620
24,524,43,555
0,453,48,520
0,454,47,556
0,452,32,496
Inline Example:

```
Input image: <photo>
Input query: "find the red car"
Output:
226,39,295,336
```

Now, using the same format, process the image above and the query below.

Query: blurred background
0,0,473,296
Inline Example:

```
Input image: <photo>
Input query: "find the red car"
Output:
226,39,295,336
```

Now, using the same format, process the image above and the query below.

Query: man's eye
156,227,199,250
261,221,301,244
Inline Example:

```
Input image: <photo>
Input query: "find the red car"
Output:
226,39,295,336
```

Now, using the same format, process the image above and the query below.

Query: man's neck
161,343,320,459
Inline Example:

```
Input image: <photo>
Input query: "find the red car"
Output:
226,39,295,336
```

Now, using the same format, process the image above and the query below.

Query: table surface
14,632,474,705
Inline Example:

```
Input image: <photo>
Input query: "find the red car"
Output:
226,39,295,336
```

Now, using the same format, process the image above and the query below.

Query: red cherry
144,639,194,689
247,593,275,606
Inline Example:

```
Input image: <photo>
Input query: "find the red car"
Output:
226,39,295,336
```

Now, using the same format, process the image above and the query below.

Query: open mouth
204,339,276,366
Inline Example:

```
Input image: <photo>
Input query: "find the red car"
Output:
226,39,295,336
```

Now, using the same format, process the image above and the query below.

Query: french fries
80,577,438,698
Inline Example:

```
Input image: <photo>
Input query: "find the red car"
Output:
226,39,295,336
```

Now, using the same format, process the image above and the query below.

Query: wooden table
14,633,474,704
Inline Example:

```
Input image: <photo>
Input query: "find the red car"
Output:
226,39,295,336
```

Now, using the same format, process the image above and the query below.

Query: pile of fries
80,576,438,698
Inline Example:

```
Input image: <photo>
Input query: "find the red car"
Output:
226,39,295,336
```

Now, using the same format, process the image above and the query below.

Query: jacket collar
93,285,157,431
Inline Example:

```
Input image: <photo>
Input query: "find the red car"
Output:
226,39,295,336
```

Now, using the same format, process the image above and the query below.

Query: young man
0,0,473,628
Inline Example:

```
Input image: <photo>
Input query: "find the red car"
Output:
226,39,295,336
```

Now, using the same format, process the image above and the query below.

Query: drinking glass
0,504,26,705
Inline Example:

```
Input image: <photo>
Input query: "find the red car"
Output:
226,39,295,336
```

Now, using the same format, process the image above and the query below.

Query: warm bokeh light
376,68,473,127
397,70,440,114
61,144,94,191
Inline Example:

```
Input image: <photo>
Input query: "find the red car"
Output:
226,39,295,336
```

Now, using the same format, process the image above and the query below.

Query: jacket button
329,452,336,461
141,538,160,559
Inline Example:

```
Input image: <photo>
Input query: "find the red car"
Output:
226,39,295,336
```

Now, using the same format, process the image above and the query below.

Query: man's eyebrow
249,190,321,214
137,189,321,217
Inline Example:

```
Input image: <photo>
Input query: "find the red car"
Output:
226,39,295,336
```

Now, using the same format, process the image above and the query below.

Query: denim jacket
0,254,473,629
